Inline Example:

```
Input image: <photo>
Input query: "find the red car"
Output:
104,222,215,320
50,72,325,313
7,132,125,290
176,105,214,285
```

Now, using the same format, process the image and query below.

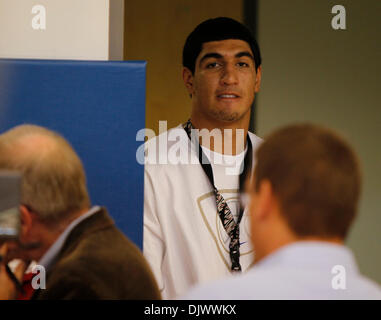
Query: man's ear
254,65,262,93
255,179,275,220
182,67,194,97
19,205,34,237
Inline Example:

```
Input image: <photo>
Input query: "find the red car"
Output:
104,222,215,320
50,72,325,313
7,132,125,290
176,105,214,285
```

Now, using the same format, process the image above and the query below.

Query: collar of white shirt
38,206,101,272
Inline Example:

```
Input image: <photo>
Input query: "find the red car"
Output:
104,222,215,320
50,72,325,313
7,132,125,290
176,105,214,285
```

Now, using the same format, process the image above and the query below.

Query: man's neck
190,114,250,155
33,207,91,261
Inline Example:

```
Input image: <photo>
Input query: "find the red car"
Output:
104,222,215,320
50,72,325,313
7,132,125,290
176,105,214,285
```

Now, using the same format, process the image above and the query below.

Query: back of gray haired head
0,124,90,222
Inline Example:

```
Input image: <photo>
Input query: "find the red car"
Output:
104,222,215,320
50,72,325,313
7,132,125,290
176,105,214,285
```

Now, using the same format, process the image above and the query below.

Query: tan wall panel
256,0,381,283
124,0,243,134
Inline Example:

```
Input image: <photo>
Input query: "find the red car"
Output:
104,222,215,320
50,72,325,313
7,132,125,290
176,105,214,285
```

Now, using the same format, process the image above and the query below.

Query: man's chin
212,111,243,123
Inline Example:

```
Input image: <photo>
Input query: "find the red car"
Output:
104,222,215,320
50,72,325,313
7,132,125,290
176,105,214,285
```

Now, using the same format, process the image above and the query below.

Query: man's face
184,39,261,125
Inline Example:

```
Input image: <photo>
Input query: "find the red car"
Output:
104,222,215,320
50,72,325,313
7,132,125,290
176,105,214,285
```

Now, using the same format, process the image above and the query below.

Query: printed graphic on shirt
197,189,254,271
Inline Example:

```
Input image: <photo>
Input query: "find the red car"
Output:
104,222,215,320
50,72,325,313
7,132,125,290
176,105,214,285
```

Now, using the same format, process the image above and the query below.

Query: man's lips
216,93,241,99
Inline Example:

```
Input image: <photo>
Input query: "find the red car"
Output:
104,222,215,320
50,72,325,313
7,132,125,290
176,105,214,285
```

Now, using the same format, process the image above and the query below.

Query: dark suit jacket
32,207,161,299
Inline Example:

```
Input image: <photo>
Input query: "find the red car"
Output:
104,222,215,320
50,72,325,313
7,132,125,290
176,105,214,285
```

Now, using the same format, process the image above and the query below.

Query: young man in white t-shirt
143,17,263,299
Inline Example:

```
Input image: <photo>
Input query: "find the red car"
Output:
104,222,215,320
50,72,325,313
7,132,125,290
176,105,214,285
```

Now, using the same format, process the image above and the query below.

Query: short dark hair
183,17,262,74
253,124,361,239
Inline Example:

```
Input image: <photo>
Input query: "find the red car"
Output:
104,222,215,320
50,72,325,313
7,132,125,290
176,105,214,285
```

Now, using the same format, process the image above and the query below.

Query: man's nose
220,64,238,86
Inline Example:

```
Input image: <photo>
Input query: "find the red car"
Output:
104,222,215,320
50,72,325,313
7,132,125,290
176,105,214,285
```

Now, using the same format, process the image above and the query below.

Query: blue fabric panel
0,59,146,249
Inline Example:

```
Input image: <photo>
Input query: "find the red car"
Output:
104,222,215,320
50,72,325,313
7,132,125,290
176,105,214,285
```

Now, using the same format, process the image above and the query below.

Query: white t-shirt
143,125,263,299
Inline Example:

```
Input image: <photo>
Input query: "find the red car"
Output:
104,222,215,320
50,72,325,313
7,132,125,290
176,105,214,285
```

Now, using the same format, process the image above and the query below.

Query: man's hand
0,243,26,300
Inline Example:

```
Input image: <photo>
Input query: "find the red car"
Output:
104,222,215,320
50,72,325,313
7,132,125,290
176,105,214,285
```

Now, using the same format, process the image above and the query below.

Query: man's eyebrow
199,53,223,65
235,51,254,61
199,51,255,66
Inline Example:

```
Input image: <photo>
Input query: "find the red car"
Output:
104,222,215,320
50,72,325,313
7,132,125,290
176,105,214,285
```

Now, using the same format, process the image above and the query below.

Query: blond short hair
0,125,90,222
253,124,361,239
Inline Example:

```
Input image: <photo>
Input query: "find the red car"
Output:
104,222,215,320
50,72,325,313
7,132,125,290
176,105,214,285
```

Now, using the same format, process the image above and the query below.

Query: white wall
0,0,123,60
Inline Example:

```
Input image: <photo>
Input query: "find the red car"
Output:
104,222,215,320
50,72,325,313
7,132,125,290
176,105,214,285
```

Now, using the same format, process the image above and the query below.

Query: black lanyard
183,119,253,271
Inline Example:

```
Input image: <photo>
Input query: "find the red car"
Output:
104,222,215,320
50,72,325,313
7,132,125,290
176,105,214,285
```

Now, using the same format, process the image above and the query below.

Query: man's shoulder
40,223,160,299
145,125,188,150
64,221,145,267
352,274,381,299
184,266,381,300
144,125,199,173
50,210,147,275
248,131,263,149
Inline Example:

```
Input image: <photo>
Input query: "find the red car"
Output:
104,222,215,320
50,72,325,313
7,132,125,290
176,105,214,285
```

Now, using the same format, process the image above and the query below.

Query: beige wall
124,0,243,134
0,0,124,60
256,0,381,282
